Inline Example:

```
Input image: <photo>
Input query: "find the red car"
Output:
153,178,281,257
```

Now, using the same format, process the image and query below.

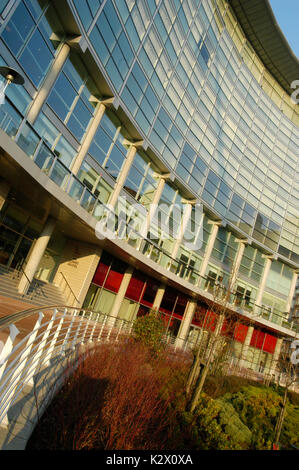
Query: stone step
0,265,67,308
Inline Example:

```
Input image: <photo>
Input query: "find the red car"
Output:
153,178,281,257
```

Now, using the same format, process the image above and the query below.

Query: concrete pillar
137,172,172,248
171,199,196,260
108,140,143,209
230,239,247,289
285,271,299,315
254,256,273,312
238,325,254,368
26,43,71,125
108,265,134,321
199,221,221,278
175,299,197,348
152,283,166,311
18,217,56,294
269,337,283,376
71,98,114,175
0,180,10,211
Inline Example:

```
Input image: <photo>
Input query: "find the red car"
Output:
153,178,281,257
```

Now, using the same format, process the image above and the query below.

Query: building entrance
0,203,41,270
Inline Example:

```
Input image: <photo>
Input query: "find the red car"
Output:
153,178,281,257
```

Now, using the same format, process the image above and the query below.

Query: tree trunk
274,386,288,446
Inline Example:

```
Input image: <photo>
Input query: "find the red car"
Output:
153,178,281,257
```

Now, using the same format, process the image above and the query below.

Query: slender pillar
230,239,247,289
269,337,283,376
175,299,197,348
108,140,143,209
0,180,10,211
137,172,172,248
238,325,254,368
18,217,56,294
171,199,197,260
199,221,221,278
108,265,134,321
26,42,71,125
285,271,299,315
254,256,273,312
152,283,166,311
71,98,114,175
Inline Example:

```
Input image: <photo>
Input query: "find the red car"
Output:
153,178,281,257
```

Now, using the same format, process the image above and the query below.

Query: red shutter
250,329,265,349
234,324,248,343
263,334,277,354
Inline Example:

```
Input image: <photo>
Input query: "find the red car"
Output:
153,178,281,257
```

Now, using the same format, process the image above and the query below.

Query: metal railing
0,306,136,431
55,272,81,307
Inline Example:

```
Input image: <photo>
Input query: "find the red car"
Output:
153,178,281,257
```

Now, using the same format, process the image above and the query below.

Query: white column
285,271,299,315
137,173,172,248
108,141,143,209
18,217,56,294
108,265,134,321
238,325,254,368
254,256,273,312
175,299,197,348
71,98,114,175
171,199,197,260
230,239,247,289
26,42,71,125
152,283,166,311
270,337,283,376
199,221,221,278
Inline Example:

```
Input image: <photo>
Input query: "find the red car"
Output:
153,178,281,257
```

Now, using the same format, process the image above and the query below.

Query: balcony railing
0,98,297,335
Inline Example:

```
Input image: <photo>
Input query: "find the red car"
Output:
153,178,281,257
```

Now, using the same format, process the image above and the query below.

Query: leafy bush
215,398,252,449
222,386,282,449
133,312,165,354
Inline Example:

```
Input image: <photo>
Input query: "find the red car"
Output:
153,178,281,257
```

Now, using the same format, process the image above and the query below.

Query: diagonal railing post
44,308,67,366
80,311,92,345
60,316,75,357
0,313,43,427
71,315,84,350
88,313,100,343
24,310,56,386
115,320,124,342
98,314,108,341
0,324,20,384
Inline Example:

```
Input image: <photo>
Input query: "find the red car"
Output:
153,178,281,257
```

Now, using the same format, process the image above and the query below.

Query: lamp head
0,66,24,85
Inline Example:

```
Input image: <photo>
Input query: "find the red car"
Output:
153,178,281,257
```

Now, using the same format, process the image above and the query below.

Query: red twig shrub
27,339,190,450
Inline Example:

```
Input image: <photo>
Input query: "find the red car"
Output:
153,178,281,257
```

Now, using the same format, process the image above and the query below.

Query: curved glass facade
0,0,298,335
67,0,299,264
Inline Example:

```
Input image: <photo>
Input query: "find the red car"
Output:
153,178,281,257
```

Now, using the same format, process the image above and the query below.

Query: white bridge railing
0,306,138,433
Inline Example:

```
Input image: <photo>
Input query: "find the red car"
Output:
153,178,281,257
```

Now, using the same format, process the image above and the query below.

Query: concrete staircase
0,264,67,307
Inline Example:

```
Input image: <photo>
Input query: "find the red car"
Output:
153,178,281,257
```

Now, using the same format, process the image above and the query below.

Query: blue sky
269,0,299,58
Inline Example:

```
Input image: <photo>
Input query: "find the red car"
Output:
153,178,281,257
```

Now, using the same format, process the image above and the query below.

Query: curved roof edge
228,0,299,97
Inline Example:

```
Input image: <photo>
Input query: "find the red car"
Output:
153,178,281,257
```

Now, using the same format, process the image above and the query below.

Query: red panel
263,334,277,354
104,270,124,292
250,329,265,350
234,324,248,343
92,261,109,287
125,270,146,301
104,259,127,292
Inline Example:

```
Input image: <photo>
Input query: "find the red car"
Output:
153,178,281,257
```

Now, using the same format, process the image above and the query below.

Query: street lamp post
0,66,25,104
